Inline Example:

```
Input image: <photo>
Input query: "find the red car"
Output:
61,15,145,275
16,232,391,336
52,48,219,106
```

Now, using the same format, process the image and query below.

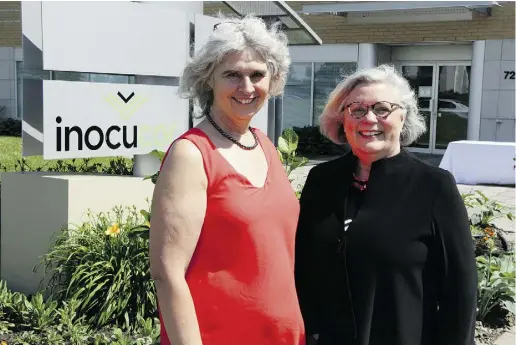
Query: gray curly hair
179,14,291,118
319,64,427,146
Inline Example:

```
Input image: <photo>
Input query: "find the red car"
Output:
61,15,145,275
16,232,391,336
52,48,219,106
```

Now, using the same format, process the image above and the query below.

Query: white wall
358,43,377,70
41,2,189,77
1,172,156,295
289,44,359,62
391,44,473,62
139,1,202,23
480,39,516,142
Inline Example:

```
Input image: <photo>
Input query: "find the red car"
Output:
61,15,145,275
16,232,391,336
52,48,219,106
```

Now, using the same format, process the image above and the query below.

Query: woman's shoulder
399,150,457,188
160,128,212,170
308,152,354,180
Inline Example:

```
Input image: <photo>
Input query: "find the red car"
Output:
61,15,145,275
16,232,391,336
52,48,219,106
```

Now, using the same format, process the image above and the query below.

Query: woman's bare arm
150,139,208,345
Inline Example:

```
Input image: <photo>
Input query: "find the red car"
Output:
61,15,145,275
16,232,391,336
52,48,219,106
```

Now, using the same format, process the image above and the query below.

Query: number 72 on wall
504,71,515,80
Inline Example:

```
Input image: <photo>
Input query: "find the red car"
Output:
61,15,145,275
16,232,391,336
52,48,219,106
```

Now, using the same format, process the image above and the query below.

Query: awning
300,1,500,24
220,1,322,45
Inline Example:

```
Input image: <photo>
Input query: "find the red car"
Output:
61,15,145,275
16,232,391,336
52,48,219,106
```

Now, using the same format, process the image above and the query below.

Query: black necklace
206,113,258,150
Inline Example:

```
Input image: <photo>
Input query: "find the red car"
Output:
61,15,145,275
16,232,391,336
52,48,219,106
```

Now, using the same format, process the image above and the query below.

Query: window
283,62,312,130
282,61,357,131
16,62,52,118
313,62,356,125
15,62,135,118
53,71,134,84
16,62,22,119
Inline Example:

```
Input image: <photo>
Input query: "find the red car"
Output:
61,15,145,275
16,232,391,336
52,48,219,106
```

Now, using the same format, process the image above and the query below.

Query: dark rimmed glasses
342,101,403,119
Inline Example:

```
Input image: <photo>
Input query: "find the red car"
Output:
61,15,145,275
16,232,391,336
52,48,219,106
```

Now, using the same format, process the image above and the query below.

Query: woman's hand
306,334,319,345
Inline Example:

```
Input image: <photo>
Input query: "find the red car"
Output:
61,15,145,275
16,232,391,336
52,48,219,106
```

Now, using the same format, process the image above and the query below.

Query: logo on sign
103,91,149,120
54,91,176,153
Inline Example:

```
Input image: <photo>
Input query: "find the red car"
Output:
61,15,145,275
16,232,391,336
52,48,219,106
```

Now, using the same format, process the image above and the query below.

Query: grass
0,136,131,181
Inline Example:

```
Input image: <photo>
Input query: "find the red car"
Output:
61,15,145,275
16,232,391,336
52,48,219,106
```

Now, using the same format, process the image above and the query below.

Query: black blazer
295,149,478,345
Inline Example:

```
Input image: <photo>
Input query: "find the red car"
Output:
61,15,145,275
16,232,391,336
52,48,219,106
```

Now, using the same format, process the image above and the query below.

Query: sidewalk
495,326,515,345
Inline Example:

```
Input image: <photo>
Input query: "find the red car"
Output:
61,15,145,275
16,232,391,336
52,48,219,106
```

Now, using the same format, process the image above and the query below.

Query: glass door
434,64,471,152
400,63,471,154
401,64,435,152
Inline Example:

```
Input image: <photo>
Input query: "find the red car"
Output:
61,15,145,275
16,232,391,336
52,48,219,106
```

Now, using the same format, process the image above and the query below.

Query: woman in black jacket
295,64,478,345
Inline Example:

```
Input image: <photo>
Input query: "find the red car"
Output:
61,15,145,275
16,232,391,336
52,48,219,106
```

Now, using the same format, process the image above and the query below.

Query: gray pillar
357,43,378,70
275,96,283,145
267,97,276,144
467,40,485,141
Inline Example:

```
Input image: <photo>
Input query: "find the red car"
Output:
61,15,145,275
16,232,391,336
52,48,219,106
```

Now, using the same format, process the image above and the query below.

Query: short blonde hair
318,64,426,146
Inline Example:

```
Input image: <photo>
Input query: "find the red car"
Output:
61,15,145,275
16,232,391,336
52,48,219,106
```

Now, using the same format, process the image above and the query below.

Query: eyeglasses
342,101,403,119
213,21,238,31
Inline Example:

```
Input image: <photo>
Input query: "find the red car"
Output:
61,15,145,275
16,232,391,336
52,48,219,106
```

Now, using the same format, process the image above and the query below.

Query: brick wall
0,1,21,47
204,1,516,44
1,1,514,48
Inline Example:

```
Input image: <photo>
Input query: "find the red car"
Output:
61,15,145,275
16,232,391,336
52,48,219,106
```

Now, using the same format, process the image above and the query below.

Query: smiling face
209,49,271,121
342,82,406,161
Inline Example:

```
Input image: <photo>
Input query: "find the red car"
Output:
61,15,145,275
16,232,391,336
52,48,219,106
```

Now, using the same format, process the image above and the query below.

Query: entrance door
400,63,471,154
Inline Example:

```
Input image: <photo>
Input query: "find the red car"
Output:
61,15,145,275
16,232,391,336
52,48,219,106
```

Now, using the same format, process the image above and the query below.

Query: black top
294,149,477,345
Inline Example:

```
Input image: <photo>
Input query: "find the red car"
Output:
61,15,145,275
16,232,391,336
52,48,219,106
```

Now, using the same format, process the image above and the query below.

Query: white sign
194,14,221,56
43,80,189,159
41,1,188,77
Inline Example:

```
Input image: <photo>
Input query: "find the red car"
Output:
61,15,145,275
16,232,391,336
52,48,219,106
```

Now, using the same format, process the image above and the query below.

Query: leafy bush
0,279,161,345
476,250,515,325
277,128,309,198
0,157,133,176
38,205,155,329
0,118,21,137
292,125,349,156
463,190,514,256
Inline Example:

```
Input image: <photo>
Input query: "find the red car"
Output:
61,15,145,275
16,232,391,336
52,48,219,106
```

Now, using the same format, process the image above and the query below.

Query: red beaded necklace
352,173,368,191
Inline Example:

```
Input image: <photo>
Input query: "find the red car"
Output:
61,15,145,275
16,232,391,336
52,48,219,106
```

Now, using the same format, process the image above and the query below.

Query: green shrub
1,157,133,175
0,279,161,344
476,250,515,325
292,125,349,156
38,205,155,329
0,118,21,137
463,190,514,256
277,128,309,199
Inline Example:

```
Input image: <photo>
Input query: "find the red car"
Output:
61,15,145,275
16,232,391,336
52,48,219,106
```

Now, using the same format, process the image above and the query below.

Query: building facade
206,1,516,154
1,1,515,155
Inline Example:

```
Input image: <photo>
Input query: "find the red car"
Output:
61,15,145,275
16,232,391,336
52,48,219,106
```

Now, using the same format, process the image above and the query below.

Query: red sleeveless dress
158,128,305,345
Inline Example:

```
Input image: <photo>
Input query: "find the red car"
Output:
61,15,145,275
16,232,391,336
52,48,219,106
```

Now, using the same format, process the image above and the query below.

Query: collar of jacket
336,147,414,188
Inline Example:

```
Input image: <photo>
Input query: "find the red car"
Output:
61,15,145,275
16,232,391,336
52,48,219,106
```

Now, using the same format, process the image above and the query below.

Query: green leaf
282,128,299,151
277,149,285,164
289,156,309,171
277,137,289,154
140,210,150,220
148,150,166,162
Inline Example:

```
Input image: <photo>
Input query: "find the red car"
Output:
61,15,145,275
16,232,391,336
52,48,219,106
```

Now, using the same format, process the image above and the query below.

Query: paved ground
495,326,516,345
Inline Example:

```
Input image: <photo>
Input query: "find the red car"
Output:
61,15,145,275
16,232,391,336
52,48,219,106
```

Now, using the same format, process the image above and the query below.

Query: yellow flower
105,223,121,237
1,340,9,345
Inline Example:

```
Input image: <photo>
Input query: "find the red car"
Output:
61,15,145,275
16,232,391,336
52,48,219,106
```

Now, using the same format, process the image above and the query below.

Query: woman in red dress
149,15,305,345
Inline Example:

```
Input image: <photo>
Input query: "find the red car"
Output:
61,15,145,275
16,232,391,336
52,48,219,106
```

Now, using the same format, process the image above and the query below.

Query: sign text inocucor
43,80,189,159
